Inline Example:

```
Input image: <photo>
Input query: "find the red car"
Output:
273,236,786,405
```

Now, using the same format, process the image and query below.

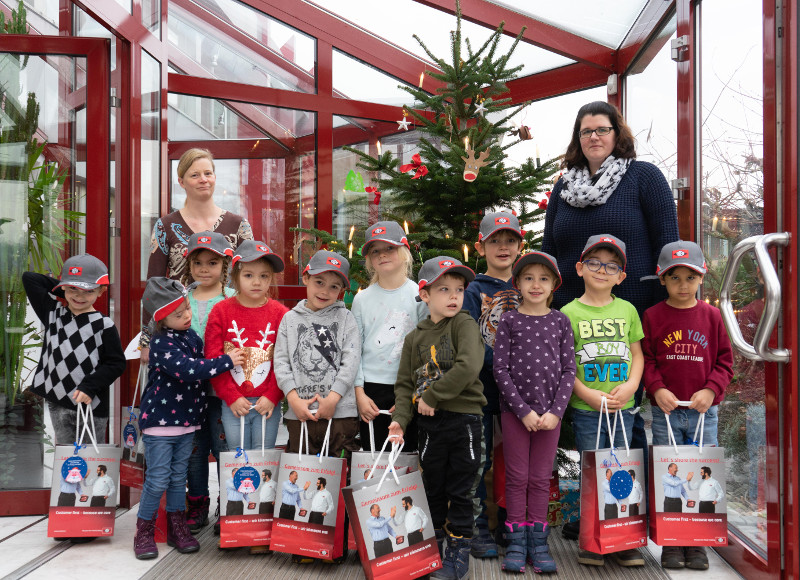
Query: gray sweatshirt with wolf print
274,300,361,420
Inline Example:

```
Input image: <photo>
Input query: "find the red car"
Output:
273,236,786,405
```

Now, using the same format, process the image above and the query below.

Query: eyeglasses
579,127,614,140
582,258,621,275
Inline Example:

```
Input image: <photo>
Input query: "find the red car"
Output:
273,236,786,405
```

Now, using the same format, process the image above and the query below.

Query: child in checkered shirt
22,254,126,446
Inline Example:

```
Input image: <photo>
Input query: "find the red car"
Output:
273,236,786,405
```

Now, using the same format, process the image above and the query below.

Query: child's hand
355,388,380,422
417,398,436,417
316,391,341,420
287,392,318,422
538,412,560,431
254,396,275,418
72,389,92,405
139,347,150,366
688,388,715,414
387,421,405,445
521,410,540,432
608,381,637,409
653,388,679,414
230,397,252,417
227,348,246,367
582,388,608,412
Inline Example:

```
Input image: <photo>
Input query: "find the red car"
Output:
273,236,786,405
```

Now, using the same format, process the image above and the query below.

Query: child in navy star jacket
134,277,244,560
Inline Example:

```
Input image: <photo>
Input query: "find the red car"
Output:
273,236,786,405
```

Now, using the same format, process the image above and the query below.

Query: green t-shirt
561,296,644,411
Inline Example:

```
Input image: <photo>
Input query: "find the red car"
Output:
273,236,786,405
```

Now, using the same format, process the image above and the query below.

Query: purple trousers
501,411,561,523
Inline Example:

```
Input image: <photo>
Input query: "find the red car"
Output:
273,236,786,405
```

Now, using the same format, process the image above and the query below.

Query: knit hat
303,250,350,285
183,231,233,258
580,234,627,269
54,254,110,290
142,277,188,321
232,240,285,273
417,256,475,294
655,241,707,276
512,251,562,291
478,211,523,242
361,221,410,254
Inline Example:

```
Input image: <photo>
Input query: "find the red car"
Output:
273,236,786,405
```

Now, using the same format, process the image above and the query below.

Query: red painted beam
168,139,289,159
72,0,165,61
413,0,615,71
674,0,694,242
504,63,609,104
167,72,403,120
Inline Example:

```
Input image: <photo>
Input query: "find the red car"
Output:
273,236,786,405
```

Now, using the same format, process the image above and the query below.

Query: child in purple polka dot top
492,252,576,574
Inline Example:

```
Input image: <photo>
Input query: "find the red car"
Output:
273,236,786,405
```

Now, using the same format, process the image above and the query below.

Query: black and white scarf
560,156,632,208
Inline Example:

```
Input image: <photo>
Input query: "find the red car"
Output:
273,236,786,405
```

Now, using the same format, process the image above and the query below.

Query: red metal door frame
0,35,109,515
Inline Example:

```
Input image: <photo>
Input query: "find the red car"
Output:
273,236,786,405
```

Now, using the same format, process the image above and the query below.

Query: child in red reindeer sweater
205,241,288,450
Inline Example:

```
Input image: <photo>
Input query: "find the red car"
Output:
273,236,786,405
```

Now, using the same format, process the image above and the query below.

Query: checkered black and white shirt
23,273,126,417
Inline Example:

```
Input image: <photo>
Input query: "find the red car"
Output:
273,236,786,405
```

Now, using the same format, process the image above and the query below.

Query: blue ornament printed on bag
234,465,260,495
609,469,633,500
123,424,138,448
62,456,88,482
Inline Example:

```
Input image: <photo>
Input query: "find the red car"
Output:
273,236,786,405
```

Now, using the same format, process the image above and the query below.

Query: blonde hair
177,148,215,179
231,257,277,300
517,263,557,307
365,245,414,285
180,249,231,300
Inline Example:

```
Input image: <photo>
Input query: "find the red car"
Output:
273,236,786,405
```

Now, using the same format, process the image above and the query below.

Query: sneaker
562,519,579,540
614,548,645,567
577,550,604,566
661,545,685,568
470,528,499,558
685,546,709,570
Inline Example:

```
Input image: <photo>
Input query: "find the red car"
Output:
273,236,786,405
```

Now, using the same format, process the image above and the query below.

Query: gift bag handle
366,434,399,482
367,410,393,458
127,365,147,423
664,401,706,454
298,418,311,461
664,413,680,454
375,437,403,493
607,402,631,457
76,403,100,454
317,418,334,463
595,396,630,457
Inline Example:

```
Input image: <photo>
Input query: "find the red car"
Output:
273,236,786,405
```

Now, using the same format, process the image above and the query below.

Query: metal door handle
719,233,790,362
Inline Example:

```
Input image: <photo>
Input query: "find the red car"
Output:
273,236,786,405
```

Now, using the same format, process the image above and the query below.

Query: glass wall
700,0,765,555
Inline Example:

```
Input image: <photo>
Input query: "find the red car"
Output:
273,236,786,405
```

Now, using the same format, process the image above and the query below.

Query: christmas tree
343,0,559,254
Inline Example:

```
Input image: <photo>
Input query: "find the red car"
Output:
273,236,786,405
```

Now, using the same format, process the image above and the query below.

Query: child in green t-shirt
560,234,644,568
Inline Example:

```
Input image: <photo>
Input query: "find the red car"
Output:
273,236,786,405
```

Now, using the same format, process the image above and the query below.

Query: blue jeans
221,397,282,449
187,397,228,497
571,407,635,455
139,432,194,520
651,405,718,447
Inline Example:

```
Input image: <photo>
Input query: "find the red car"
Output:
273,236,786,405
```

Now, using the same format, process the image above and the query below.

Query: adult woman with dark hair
139,147,253,536
542,101,678,315
541,102,678,558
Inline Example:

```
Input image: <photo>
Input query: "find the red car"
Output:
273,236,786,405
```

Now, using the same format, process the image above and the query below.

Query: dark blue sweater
139,328,234,431
541,160,679,317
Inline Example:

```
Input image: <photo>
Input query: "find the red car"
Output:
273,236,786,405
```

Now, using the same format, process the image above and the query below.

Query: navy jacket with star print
139,328,234,431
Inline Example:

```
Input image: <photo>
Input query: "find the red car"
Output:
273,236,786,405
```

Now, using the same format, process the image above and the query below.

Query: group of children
24,209,732,578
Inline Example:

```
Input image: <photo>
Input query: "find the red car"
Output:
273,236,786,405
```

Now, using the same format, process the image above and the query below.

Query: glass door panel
699,0,767,556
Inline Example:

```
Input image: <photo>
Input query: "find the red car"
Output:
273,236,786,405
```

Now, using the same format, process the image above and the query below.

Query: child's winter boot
501,522,526,573
167,510,200,553
526,521,557,573
133,515,159,560
186,495,210,534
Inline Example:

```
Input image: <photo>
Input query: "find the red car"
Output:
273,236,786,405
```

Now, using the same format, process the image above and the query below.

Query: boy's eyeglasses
579,127,614,140
582,258,621,275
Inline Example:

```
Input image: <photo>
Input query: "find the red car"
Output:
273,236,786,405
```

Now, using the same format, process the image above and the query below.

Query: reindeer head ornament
461,147,491,182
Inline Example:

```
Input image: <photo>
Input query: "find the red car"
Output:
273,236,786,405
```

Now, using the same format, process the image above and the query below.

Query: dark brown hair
180,249,231,300
562,101,636,171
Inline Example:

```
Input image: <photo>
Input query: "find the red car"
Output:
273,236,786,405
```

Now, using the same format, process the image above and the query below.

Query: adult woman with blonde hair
140,148,252,536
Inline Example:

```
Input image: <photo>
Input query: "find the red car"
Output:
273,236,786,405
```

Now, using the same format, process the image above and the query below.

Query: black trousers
90,496,106,507
259,502,274,515
359,383,418,452
308,511,324,525
664,497,683,513
418,411,482,538
226,500,244,516
408,530,424,546
699,501,716,513
604,503,618,520
374,537,393,558
279,504,296,520
629,503,639,517
57,492,75,506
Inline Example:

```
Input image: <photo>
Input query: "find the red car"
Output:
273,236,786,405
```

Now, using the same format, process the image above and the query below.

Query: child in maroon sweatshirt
642,240,733,571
